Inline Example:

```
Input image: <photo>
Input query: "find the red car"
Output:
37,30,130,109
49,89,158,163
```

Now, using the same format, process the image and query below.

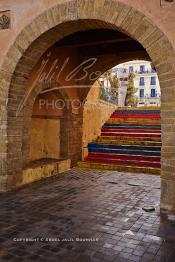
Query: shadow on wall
82,81,116,159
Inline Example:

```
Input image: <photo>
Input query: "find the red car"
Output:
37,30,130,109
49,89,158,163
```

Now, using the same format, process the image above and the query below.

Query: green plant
100,70,119,104
99,80,108,101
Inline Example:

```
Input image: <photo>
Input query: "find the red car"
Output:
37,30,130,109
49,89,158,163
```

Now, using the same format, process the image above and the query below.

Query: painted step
98,136,161,142
111,114,160,119
101,132,161,138
95,139,162,146
77,161,160,175
107,119,160,124
86,152,160,162
88,149,160,156
88,144,161,156
103,124,161,130
88,143,161,151
116,106,160,110
88,143,160,152
85,157,160,168
101,128,161,133
113,110,160,114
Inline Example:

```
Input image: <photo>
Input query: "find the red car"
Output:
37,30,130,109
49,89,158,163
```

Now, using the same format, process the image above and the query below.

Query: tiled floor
0,168,175,262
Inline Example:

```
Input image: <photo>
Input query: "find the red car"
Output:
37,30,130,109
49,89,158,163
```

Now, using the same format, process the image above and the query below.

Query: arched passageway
0,0,175,212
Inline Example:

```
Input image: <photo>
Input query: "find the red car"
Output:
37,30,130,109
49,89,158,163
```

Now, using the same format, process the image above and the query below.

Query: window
139,77,145,86
129,66,133,73
140,65,145,73
151,89,156,97
100,80,104,88
140,89,144,98
150,76,156,85
151,67,156,73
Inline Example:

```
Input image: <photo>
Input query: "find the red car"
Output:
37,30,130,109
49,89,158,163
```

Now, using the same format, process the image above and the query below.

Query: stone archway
0,0,175,211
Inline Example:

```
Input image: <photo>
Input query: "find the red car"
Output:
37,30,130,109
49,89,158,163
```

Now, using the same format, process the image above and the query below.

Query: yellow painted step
99,136,161,142
116,106,160,110
95,139,162,146
77,161,160,175
107,119,161,124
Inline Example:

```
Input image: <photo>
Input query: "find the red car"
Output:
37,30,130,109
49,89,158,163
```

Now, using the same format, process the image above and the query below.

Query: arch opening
24,27,152,170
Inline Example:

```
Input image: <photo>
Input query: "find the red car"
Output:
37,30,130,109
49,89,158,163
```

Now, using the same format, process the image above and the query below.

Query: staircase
78,107,161,175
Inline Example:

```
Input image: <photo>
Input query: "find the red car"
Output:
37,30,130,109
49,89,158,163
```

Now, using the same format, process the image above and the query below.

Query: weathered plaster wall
25,45,80,103
32,93,64,117
30,118,60,161
30,92,63,161
82,81,116,158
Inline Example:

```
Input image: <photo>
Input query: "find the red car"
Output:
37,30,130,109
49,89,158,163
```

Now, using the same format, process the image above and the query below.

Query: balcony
138,96,161,106
135,69,157,74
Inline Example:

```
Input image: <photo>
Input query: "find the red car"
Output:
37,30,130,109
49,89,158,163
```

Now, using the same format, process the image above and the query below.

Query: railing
99,86,118,105
138,96,161,106
135,69,157,74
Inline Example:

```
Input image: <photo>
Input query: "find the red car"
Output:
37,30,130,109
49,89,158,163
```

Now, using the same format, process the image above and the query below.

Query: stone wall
30,118,60,161
82,82,116,158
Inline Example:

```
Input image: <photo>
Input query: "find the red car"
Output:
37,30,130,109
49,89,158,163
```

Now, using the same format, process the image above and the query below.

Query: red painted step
110,114,160,119
101,132,161,138
101,128,161,133
85,157,161,168
87,152,160,162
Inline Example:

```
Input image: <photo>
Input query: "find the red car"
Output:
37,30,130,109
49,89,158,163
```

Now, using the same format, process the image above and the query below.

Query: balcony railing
135,69,157,74
138,96,161,106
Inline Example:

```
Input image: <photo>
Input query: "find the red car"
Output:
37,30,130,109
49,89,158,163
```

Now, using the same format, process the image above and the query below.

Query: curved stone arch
0,0,174,210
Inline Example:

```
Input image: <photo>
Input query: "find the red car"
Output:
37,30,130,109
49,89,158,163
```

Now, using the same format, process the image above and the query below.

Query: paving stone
0,168,174,262
142,206,155,212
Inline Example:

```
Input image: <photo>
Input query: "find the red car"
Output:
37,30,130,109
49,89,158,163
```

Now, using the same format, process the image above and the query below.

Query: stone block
161,179,175,212
82,147,88,160
22,159,71,186
114,4,131,28
120,8,143,35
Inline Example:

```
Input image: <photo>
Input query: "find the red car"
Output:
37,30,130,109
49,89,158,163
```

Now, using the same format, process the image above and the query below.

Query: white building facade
100,60,161,107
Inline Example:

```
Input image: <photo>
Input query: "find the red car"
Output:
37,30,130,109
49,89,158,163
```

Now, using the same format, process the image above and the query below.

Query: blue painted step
103,124,161,130
88,143,161,151
88,143,161,156
88,148,161,156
